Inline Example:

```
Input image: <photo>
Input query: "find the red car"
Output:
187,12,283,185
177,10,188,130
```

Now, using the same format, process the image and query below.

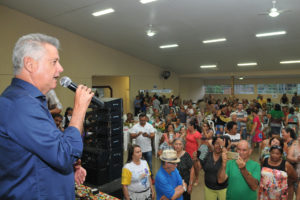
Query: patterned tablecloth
75,184,120,200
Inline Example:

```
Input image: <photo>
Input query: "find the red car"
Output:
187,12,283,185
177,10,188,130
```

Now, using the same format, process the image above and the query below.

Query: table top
76,184,120,200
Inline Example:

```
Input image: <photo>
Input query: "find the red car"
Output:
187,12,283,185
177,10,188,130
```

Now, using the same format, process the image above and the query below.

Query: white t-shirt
130,122,155,153
122,160,151,192
224,133,241,143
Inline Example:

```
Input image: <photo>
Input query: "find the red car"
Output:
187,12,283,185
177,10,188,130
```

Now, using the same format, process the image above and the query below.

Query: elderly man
155,149,187,200
218,140,261,200
130,113,155,173
0,33,93,199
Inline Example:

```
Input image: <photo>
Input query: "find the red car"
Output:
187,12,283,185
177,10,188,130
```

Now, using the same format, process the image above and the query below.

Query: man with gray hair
0,33,94,199
217,140,261,200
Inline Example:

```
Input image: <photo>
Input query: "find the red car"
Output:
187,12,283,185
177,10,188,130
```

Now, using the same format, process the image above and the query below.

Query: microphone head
60,76,72,87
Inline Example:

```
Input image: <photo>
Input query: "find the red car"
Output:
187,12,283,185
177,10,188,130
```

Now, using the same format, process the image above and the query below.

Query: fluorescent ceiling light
159,44,178,49
200,65,217,69
255,31,286,37
280,60,300,64
237,62,257,66
140,0,157,4
239,77,244,80
92,8,115,17
202,38,227,44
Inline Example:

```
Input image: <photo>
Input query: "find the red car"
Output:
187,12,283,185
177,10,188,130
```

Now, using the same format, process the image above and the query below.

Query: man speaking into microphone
0,33,93,199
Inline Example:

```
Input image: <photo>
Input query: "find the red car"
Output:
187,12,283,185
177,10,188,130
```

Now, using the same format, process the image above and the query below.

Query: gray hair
12,33,60,75
173,137,185,148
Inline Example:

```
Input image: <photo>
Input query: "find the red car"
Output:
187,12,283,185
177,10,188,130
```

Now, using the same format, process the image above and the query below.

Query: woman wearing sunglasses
259,145,297,200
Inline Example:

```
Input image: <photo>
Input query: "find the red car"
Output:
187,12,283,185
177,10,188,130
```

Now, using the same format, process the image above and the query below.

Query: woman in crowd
198,122,214,161
157,123,179,156
268,104,285,135
199,136,229,200
159,123,180,146
260,136,285,163
173,138,194,200
63,107,73,129
178,126,187,139
214,104,227,135
125,112,135,124
287,134,300,200
174,118,183,133
259,145,297,200
122,144,155,200
250,109,263,148
185,119,202,185
286,107,299,135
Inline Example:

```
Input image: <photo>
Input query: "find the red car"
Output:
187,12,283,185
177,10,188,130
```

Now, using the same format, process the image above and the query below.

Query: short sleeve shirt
225,159,261,200
122,160,151,192
130,122,155,152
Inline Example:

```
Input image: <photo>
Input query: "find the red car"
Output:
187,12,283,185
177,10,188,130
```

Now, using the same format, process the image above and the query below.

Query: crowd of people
122,92,300,200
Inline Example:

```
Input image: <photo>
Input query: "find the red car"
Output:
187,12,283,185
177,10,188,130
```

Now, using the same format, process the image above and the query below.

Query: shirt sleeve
121,167,132,185
6,96,82,173
156,174,175,199
250,162,261,182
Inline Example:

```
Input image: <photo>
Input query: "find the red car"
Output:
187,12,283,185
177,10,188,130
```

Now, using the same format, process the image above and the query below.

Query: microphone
60,76,104,108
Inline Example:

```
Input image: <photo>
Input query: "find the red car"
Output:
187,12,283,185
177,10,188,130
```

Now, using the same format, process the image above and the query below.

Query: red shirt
185,130,202,158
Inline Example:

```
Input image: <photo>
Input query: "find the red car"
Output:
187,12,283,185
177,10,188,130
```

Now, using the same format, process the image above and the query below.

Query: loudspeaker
82,98,123,186
161,70,171,80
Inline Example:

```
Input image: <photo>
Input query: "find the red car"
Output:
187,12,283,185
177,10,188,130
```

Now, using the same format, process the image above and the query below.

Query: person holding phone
218,140,261,200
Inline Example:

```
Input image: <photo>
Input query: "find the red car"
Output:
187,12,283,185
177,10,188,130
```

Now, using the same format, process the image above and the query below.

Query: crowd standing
122,92,300,200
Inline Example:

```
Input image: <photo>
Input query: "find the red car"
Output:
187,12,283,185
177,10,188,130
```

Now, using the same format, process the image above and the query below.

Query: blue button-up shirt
0,78,83,199
155,166,183,200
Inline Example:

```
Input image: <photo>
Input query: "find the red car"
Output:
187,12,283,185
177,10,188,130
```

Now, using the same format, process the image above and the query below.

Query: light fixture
237,62,257,67
269,1,280,17
146,25,156,37
280,60,300,64
92,8,115,17
159,44,178,49
200,65,217,69
202,38,227,44
256,31,286,37
239,77,244,80
140,0,157,4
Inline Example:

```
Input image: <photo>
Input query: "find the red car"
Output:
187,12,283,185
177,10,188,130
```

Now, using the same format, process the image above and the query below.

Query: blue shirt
0,78,83,200
155,166,183,200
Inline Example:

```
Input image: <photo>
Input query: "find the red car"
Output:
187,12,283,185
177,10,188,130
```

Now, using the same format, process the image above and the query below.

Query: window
234,84,254,94
205,85,231,94
257,84,298,94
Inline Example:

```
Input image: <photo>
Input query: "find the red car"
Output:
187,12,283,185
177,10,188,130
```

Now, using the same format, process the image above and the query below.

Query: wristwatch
183,185,186,192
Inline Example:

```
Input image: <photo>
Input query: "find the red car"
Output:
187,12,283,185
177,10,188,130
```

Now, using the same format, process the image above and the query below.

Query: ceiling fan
259,1,291,18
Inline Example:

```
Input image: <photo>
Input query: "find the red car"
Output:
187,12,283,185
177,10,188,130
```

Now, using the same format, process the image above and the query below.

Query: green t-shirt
270,110,284,120
225,159,261,200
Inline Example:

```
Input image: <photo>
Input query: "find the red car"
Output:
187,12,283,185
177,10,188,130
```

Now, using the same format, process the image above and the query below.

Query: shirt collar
11,78,45,99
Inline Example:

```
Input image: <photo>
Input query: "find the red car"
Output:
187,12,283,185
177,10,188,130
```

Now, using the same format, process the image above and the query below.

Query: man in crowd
0,33,93,199
218,140,261,200
236,103,248,140
155,149,186,200
130,113,155,174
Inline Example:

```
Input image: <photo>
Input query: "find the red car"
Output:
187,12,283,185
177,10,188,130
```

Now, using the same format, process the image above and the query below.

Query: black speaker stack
81,98,123,186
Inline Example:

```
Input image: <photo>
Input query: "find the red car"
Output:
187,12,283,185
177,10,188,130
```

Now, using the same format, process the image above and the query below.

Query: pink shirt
185,130,202,158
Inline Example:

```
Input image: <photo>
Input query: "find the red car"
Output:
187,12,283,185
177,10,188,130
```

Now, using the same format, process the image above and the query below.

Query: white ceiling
1,0,300,78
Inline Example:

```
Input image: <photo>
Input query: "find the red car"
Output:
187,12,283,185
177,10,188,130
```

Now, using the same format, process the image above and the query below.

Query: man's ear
248,148,253,155
23,57,36,73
